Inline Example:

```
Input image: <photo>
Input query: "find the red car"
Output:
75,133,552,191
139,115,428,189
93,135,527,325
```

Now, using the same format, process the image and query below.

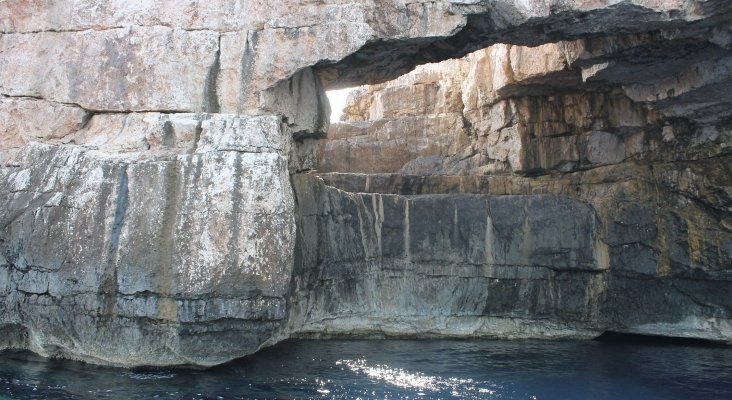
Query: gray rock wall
303,21,732,346
0,115,295,366
289,175,609,339
290,174,732,342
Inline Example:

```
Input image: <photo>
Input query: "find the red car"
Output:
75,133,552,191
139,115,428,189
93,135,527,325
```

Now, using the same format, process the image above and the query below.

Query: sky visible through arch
326,88,356,122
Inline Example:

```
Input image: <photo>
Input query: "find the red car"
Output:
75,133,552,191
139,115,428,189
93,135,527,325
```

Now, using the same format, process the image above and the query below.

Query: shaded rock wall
293,167,732,341
290,174,609,339
308,32,732,343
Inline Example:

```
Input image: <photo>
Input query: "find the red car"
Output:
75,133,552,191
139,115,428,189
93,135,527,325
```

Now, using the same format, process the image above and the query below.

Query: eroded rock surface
289,175,610,339
320,32,732,176
310,28,732,342
0,115,295,366
293,163,732,341
0,0,730,366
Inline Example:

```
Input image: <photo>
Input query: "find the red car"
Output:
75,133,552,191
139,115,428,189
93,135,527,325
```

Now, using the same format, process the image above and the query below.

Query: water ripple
1,340,731,399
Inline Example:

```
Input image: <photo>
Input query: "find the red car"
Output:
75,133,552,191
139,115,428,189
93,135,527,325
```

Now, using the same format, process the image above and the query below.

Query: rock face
289,175,610,339
293,164,732,341
320,34,731,176
0,0,731,366
1,115,295,366
311,29,732,343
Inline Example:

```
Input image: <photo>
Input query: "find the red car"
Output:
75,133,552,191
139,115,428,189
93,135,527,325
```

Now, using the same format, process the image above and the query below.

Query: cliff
0,0,730,366
302,35,732,342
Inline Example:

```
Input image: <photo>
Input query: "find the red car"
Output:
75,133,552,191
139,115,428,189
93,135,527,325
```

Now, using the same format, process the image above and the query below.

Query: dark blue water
1,339,731,399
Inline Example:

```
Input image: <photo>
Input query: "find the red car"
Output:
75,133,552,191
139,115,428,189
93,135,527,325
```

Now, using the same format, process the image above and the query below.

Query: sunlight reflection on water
1,339,731,399
337,358,497,396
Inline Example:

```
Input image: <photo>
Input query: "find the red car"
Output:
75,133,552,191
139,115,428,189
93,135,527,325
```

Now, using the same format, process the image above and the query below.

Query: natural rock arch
0,0,730,367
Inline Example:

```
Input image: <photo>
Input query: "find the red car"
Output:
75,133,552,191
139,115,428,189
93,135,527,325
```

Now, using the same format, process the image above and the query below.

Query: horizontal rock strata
292,166,732,341
307,26,732,343
0,115,295,366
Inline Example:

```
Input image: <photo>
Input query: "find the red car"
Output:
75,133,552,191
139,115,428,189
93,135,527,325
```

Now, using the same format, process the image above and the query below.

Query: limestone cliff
304,35,732,342
0,0,730,366
0,115,295,366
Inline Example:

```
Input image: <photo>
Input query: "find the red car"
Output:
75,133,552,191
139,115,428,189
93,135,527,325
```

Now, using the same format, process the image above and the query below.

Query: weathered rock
0,97,90,148
289,174,609,339
0,27,220,112
292,166,732,342
0,0,731,367
259,68,331,137
308,31,732,342
321,114,469,174
0,115,295,366
321,28,730,175
70,113,201,153
2,0,730,119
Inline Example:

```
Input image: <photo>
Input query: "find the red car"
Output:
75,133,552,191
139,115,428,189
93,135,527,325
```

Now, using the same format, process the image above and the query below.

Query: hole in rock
290,20,732,346
326,87,359,123
308,34,720,196
317,57,491,184
316,42,586,194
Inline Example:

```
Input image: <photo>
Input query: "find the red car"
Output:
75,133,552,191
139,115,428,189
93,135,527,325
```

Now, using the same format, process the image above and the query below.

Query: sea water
1,338,731,399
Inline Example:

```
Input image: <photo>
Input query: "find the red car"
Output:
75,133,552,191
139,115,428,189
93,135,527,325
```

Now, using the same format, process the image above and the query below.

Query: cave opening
308,26,732,197
326,87,357,123
313,39,655,195
289,26,732,343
